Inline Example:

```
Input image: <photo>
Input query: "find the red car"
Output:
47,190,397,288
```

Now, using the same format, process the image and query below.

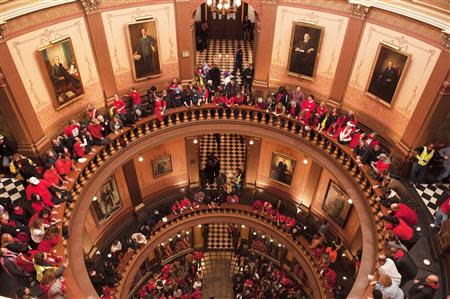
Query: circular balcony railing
61,104,385,299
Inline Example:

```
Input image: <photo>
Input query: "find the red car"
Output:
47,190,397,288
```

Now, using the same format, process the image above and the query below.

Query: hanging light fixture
207,0,242,16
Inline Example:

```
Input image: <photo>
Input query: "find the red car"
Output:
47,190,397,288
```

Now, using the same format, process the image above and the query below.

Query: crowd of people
0,53,448,298
232,255,309,299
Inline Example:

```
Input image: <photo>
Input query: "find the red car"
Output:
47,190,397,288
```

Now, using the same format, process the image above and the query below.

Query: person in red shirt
30,193,54,214
26,177,54,205
43,164,66,188
55,154,77,178
88,119,109,145
381,213,417,250
390,203,418,227
300,95,316,125
226,194,239,204
113,94,126,115
73,137,87,159
251,199,262,212
129,87,141,108
154,91,167,122
370,153,391,178
322,267,336,289
63,120,80,138
234,92,245,106
37,225,60,253
87,104,98,120
313,101,328,126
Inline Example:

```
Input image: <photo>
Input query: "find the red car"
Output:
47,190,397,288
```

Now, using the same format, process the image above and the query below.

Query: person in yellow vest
409,143,435,184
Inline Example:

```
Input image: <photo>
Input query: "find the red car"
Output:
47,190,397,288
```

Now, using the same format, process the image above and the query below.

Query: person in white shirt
378,254,402,286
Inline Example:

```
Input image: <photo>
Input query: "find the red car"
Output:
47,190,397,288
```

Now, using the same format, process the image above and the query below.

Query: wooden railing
63,104,386,299
115,204,321,299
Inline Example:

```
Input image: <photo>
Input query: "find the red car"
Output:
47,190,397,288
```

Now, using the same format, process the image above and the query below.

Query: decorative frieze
441,31,450,52
0,21,7,42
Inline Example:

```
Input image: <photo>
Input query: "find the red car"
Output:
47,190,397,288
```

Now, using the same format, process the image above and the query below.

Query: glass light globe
224,2,230,9
207,0,213,6
217,2,223,9
235,0,241,7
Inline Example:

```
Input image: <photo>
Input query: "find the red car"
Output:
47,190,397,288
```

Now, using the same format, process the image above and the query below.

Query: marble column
174,0,195,82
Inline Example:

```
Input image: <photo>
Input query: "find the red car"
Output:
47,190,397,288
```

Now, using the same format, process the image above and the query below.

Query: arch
68,120,377,299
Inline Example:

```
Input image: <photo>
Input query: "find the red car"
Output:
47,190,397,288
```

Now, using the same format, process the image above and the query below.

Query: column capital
349,3,370,19
0,21,7,43
80,0,101,14
441,31,450,52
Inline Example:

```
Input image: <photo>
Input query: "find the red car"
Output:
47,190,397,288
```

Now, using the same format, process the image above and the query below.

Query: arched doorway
193,1,259,85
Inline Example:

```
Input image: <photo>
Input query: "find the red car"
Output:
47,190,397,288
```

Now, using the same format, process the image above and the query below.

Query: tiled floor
0,177,25,202
413,183,449,218
199,251,239,299
195,39,253,85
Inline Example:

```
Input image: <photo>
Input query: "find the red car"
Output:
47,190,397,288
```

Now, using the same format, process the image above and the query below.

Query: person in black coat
242,64,254,93
408,275,439,299
233,45,244,77
209,64,221,88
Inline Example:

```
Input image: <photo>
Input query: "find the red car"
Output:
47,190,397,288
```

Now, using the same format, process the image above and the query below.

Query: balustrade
60,104,387,299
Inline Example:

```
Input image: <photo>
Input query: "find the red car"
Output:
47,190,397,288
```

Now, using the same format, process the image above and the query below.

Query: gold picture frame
91,177,122,225
287,21,324,80
365,43,411,107
322,180,351,227
152,154,173,178
127,18,162,81
37,37,84,110
269,152,297,187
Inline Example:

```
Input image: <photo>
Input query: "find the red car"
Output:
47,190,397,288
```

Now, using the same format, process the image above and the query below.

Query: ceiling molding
0,0,77,22
349,0,450,34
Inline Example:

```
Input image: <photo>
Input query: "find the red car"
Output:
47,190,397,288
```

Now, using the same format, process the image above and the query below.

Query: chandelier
206,0,242,15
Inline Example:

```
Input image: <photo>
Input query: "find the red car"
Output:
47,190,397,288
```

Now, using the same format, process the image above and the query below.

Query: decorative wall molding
80,0,101,14
349,3,369,19
0,21,7,42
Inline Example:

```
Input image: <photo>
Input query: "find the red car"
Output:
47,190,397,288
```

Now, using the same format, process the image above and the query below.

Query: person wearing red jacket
30,193,54,215
154,91,167,122
322,267,336,289
226,194,239,204
364,132,380,148
381,213,417,250
313,101,328,126
390,203,418,227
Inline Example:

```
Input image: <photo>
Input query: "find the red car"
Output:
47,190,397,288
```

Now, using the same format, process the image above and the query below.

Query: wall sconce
193,138,198,144
303,157,309,165
241,225,245,228
197,224,202,228
138,154,144,162
249,139,254,145
347,198,353,205
92,196,97,202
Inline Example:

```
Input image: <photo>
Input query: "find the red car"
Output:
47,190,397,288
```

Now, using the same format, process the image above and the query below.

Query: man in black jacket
242,64,254,93
408,275,439,299
0,135,17,174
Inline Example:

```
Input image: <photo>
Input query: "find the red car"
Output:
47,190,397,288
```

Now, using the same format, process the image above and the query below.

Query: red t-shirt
394,203,418,227
440,196,450,214
386,218,413,241
26,180,53,204
55,158,73,176
64,124,79,137
114,99,126,115
38,235,60,252
130,91,141,105
88,124,103,140
74,141,85,158
43,169,60,186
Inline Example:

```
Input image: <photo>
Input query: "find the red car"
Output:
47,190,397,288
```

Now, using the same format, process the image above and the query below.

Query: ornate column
80,0,118,99
400,34,450,151
0,26,50,157
328,3,369,107
174,0,195,82
253,0,277,89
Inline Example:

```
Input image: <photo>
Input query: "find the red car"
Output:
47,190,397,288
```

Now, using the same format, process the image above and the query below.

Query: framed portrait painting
91,177,121,224
127,18,162,81
287,21,324,79
153,155,172,178
269,152,296,187
37,37,84,109
322,180,351,227
366,43,411,105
